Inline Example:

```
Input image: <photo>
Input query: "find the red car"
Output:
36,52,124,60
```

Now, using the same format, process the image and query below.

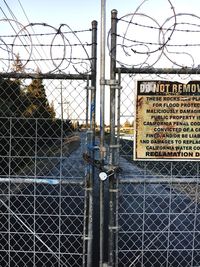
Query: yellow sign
135,80,200,160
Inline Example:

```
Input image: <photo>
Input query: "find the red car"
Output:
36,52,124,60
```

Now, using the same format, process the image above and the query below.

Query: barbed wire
107,4,200,69
0,19,93,74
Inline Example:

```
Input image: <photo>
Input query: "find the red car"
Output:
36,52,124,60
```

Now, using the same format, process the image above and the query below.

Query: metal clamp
84,86,95,90
100,78,121,88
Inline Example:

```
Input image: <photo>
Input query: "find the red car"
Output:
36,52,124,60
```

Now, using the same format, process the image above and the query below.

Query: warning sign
135,80,200,160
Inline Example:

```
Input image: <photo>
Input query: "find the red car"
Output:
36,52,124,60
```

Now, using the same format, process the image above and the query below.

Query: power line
17,0,53,71
0,1,92,74
1,0,49,71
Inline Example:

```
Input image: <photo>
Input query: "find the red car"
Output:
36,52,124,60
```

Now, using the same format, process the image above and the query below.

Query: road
0,132,86,267
0,132,199,266
118,156,200,267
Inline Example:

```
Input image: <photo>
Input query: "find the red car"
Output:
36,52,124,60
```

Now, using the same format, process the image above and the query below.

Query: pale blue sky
1,0,137,28
1,0,200,30
1,0,200,72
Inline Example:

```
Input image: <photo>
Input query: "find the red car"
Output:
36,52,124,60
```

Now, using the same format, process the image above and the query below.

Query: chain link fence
0,80,88,267
2,2,200,266
106,4,200,266
0,19,97,266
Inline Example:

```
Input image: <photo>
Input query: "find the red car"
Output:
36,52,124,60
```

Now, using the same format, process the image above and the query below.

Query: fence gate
2,3,200,267
104,7,200,267
0,19,97,266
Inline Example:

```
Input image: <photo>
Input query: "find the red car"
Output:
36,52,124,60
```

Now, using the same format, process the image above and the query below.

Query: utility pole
59,81,70,120
60,81,63,121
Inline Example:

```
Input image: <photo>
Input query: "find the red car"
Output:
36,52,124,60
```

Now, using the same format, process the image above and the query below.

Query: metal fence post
109,9,118,165
88,20,98,267
86,77,89,129
83,20,98,267
109,9,118,267
91,20,97,141
100,0,106,266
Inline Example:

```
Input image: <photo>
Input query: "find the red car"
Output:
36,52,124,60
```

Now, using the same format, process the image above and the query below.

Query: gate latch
83,152,122,181
99,170,115,181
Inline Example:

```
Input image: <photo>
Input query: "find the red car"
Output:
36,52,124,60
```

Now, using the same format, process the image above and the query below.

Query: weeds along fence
105,6,200,267
0,19,97,266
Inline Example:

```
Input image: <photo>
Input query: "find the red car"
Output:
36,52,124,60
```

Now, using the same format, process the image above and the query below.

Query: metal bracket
109,144,121,148
100,78,122,89
84,86,95,90
83,236,92,240
99,145,106,153
105,79,118,86
109,189,118,193
108,226,118,230
85,187,93,191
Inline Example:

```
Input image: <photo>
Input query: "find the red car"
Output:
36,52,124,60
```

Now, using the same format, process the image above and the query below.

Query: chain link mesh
112,2,200,265
0,19,95,266
116,63,200,267
0,78,88,267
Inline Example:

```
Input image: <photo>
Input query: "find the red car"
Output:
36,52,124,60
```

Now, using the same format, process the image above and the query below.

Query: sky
2,0,200,67
1,0,200,71
2,0,200,31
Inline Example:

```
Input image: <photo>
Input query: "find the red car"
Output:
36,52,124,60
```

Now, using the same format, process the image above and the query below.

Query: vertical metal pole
83,180,88,267
60,81,63,121
109,9,118,164
100,0,106,266
115,70,121,267
86,77,89,129
83,75,90,267
116,70,121,168
87,20,98,267
109,9,118,267
100,0,106,152
91,20,97,141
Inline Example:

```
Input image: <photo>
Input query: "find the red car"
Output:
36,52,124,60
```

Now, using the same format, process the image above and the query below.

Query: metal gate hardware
84,86,95,90
108,226,118,230
83,152,122,175
109,189,118,193
109,144,121,148
100,78,121,89
83,152,104,171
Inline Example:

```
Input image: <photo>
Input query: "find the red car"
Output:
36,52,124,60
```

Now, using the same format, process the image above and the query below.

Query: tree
48,101,56,119
11,53,24,73
24,77,56,119
27,77,46,99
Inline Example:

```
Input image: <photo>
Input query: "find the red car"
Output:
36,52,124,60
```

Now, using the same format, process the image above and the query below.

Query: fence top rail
0,72,91,80
116,67,200,75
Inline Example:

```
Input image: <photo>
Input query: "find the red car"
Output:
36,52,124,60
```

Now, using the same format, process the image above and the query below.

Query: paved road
0,132,86,267
118,156,200,267
0,133,199,266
